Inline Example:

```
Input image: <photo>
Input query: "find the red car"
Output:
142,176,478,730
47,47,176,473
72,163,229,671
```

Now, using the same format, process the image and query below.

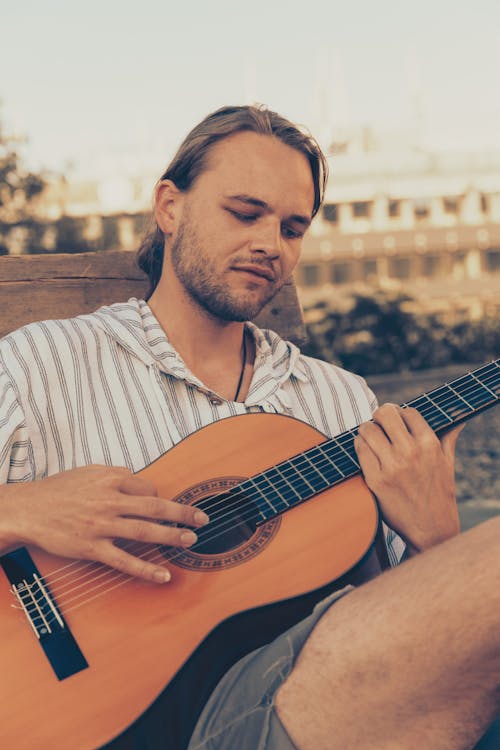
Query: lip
231,265,275,282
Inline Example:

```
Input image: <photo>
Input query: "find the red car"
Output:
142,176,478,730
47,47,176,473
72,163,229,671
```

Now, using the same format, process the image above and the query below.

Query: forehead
194,131,315,216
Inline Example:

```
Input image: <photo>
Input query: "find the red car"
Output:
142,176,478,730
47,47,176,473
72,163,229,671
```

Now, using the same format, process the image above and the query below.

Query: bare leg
275,517,500,750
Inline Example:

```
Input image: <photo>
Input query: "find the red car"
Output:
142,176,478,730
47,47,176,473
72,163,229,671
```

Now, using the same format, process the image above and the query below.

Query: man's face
168,131,315,322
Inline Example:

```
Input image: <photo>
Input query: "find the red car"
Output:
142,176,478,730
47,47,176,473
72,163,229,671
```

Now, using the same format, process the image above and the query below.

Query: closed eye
227,209,258,223
282,226,304,240
227,209,304,240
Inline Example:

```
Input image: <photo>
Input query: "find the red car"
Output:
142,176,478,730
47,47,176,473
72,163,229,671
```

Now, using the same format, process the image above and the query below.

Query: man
0,105,498,750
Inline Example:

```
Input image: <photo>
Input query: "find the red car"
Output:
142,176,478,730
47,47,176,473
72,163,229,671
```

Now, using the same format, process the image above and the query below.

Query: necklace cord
233,333,247,402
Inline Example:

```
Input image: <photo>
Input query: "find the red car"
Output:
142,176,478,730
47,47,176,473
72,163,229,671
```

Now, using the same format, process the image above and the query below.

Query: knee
467,515,500,541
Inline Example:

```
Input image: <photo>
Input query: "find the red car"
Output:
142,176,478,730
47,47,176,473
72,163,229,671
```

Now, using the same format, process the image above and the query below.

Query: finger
118,495,209,527
371,403,411,445
440,423,466,459
356,420,391,456
118,474,158,497
97,540,171,583
400,408,460,459
398,406,437,438
110,517,200,548
354,433,382,474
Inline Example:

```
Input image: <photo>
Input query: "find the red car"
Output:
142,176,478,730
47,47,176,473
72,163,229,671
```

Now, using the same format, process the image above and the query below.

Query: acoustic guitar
0,359,498,749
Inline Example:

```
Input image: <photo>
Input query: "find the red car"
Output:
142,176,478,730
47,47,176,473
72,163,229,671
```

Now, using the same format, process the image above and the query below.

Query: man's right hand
0,465,209,582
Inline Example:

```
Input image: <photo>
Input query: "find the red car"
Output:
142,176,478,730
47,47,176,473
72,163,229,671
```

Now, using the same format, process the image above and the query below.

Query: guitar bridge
11,573,65,640
1,548,88,680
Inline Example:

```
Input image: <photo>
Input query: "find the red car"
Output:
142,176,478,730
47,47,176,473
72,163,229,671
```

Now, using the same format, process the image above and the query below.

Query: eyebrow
225,193,312,228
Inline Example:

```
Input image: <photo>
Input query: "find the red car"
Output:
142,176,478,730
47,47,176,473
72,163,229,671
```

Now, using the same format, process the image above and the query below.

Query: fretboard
219,359,500,523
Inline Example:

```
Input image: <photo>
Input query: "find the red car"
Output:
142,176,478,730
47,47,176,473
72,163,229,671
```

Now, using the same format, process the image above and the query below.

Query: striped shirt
0,297,404,564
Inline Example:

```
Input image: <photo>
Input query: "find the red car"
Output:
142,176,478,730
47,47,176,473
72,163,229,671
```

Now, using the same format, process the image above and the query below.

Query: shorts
187,585,354,750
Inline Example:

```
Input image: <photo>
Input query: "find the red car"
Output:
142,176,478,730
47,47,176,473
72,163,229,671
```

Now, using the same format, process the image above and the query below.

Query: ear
154,180,184,235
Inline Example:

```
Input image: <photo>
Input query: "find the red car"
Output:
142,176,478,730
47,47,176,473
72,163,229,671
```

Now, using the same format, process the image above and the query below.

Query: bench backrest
0,252,306,343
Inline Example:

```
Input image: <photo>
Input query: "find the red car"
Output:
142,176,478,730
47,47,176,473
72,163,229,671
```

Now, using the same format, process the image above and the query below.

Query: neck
149,275,245,366
147,271,253,401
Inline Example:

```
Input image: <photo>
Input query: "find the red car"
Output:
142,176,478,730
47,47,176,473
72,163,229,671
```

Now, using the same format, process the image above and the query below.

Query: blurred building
0,171,155,257
296,127,500,320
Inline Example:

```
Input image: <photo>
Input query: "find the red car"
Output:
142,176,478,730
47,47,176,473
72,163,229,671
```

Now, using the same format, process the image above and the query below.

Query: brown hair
137,104,328,298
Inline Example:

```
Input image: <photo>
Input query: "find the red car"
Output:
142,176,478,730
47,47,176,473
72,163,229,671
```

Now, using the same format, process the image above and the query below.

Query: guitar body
0,413,378,749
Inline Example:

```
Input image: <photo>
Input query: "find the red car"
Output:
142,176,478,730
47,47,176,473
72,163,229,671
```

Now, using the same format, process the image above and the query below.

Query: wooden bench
0,251,306,342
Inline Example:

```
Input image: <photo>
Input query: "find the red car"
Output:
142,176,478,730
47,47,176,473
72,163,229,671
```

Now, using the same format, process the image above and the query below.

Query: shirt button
209,397,223,405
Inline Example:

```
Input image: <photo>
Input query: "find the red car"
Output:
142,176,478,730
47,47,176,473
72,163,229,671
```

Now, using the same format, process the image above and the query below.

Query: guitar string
43,357,500,594
23,379,500,626
21,359,500,617
21,378,500,626
406,365,500,416
18,364,500,620
19,362,500,609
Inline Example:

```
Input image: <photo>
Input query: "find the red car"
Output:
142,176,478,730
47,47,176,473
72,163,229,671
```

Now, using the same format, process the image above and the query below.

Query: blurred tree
0,120,45,224
0,115,93,255
303,291,500,376
0,114,48,255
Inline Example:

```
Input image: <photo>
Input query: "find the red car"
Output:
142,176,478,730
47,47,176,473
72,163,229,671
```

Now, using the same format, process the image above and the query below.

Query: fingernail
194,510,209,525
153,569,171,583
181,531,197,545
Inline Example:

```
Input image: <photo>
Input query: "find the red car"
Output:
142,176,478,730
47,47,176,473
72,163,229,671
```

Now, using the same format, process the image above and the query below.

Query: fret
492,360,500,387
409,393,454,430
486,362,500,396
281,460,317,494
420,382,474,423
470,372,497,399
479,365,500,399
306,445,346,486
323,435,360,474
446,373,496,413
298,452,331,493
253,441,363,518
240,359,499,524
273,463,310,499
265,466,303,504
248,474,290,515
447,384,475,412
337,436,360,470
229,480,279,520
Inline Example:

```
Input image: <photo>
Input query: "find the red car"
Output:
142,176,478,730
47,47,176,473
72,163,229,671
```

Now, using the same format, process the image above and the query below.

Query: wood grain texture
0,252,306,343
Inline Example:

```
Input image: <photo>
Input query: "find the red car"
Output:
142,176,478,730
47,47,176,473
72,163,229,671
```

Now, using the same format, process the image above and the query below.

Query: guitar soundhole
191,495,256,554
168,476,281,571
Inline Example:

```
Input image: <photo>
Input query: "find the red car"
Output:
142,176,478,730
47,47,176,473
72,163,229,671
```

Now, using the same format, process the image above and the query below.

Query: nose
248,217,281,258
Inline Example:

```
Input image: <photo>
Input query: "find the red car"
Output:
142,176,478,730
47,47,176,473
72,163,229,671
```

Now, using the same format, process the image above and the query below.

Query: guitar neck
403,359,500,434
234,359,500,522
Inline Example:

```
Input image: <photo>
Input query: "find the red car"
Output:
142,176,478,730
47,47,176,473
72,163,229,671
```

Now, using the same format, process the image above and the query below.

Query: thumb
440,423,466,460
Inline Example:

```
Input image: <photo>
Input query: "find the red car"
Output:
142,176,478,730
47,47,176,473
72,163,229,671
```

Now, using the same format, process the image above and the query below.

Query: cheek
281,244,302,277
204,218,245,256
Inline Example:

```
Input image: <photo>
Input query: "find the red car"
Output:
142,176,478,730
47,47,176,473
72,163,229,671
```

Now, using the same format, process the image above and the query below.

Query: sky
2,0,499,179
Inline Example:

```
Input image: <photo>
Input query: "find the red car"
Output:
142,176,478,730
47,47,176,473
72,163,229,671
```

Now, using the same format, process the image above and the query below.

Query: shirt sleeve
0,361,33,484
384,523,406,565
359,376,378,417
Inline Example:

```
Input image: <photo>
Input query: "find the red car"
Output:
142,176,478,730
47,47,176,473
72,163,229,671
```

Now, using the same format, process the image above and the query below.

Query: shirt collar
91,298,309,400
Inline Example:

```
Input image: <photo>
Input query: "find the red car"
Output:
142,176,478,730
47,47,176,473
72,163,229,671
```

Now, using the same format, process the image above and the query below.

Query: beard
170,213,282,322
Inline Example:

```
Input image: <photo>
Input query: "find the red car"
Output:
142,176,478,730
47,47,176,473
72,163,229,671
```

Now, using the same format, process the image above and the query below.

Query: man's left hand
354,404,464,555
